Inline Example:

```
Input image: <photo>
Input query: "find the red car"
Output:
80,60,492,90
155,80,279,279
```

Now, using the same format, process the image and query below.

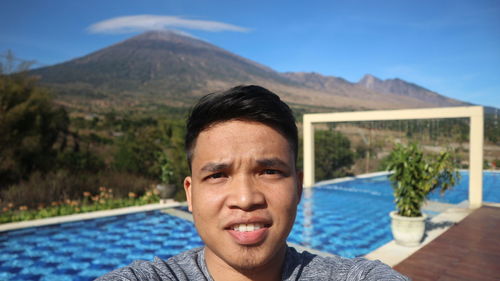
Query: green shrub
0,170,154,210
98,171,154,198
314,130,354,181
1,170,97,209
386,143,460,217
57,150,106,172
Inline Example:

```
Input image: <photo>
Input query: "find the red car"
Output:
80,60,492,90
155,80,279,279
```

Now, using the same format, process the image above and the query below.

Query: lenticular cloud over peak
87,15,249,34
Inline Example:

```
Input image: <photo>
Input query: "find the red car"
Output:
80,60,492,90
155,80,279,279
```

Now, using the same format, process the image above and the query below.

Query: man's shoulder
95,247,209,281
285,247,409,281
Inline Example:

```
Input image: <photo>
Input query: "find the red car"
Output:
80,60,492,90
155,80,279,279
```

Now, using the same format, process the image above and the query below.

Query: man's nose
226,174,266,211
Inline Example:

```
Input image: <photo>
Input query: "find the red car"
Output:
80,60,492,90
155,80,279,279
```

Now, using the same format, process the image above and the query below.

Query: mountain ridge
357,74,466,107
30,30,472,111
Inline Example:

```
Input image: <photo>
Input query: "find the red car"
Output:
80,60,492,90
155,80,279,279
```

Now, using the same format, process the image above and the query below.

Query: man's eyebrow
256,158,289,168
200,162,230,172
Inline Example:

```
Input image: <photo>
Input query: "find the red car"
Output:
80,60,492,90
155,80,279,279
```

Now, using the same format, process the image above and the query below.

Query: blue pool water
1,171,499,280
288,171,500,258
289,185,394,258
427,171,500,203
0,212,202,281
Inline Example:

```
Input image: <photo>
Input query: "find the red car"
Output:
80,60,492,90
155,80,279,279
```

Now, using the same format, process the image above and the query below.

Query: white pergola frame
303,106,484,208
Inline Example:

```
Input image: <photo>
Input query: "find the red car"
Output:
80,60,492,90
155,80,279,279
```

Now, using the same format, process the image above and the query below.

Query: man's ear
296,170,303,204
184,176,193,212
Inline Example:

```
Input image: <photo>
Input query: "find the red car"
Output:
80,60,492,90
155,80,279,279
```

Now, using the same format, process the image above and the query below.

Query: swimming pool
1,171,498,280
0,212,202,281
289,186,394,258
288,171,500,258
427,171,500,203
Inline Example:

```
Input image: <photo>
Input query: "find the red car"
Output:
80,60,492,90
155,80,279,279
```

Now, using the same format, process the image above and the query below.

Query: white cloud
87,15,249,34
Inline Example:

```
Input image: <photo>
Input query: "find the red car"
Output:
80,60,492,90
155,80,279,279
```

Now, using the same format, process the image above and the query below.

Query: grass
0,186,161,224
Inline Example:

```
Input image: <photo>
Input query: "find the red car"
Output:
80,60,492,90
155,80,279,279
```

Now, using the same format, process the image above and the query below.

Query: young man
97,85,408,281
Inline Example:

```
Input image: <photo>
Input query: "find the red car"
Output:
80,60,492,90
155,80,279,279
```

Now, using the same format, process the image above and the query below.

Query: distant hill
30,30,472,111
357,74,466,107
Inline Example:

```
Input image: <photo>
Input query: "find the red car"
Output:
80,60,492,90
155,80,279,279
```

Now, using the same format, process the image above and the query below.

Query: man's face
184,120,302,271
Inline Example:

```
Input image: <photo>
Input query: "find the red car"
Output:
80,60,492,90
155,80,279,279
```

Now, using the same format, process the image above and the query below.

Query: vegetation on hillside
0,55,190,222
1,52,499,223
0,66,356,222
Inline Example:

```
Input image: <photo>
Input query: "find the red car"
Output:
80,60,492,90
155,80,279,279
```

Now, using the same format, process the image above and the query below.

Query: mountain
281,71,470,109
30,31,293,102
30,30,471,111
357,74,467,107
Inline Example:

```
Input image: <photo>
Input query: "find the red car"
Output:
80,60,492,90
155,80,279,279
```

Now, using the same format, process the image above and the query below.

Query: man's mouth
226,222,271,245
231,223,266,232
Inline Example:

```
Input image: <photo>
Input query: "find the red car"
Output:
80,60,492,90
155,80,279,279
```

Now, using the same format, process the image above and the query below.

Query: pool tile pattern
289,186,395,258
0,211,203,281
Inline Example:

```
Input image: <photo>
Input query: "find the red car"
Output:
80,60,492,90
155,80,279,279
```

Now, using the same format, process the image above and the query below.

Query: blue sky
1,0,499,108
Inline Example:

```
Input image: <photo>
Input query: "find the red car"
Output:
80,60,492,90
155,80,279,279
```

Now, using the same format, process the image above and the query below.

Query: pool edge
0,202,181,233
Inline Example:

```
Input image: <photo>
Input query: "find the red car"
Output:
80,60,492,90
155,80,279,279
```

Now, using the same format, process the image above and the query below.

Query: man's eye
209,172,225,179
263,169,281,175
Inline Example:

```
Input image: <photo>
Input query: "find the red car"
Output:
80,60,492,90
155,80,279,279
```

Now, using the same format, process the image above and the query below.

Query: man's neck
204,246,287,281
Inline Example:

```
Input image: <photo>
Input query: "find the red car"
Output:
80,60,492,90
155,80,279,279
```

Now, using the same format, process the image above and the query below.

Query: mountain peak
129,30,191,41
30,29,285,102
122,29,218,51
358,74,382,88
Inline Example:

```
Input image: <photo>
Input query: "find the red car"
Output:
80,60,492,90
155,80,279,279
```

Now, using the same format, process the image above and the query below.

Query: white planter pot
390,211,427,247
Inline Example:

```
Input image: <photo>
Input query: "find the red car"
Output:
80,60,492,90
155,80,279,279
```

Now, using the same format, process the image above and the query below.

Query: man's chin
216,243,286,272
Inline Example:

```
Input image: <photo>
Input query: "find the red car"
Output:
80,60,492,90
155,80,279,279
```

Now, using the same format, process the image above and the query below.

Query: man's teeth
232,223,265,232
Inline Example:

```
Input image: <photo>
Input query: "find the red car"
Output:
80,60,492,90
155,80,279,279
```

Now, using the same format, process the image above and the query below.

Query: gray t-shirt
96,246,409,281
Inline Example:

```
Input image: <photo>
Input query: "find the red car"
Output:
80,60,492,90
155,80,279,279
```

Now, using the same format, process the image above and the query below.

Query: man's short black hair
185,85,298,169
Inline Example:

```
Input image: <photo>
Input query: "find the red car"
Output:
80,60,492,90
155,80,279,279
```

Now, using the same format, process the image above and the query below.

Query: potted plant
386,143,460,246
156,152,177,203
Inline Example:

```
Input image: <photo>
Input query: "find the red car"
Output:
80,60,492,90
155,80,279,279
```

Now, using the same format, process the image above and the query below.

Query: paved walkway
394,206,500,281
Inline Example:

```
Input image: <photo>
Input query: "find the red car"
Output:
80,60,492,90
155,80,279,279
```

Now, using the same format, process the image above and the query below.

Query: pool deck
364,200,474,266
393,205,500,281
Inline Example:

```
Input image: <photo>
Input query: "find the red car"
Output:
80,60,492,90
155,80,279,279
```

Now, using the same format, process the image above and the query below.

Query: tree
112,118,188,187
113,126,162,178
0,54,69,188
314,130,354,181
156,119,189,188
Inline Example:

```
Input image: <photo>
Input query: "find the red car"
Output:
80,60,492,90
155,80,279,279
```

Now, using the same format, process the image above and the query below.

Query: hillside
30,30,471,111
